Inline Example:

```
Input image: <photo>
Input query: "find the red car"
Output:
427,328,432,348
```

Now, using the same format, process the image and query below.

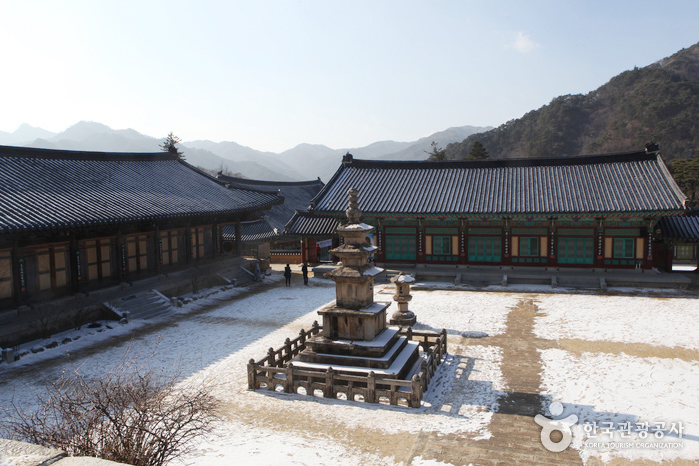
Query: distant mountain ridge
446,42,699,161
0,121,491,182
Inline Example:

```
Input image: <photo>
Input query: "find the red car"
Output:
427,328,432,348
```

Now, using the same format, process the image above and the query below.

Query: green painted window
468,236,501,262
614,238,635,259
558,237,594,264
432,236,451,255
385,235,416,261
519,237,539,257
677,244,695,260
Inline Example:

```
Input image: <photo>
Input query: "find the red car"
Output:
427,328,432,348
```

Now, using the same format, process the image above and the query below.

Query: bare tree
189,264,203,294
1,346,218,466
29,303,64,340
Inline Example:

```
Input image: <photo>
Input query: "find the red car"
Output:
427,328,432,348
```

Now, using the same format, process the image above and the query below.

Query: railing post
247,359,256,390
285,362,294,393
410,374,422,408
284,337,292,362
367,371,376,403
406,326,413,341
299,328,306,347
441,328,447,356
312,320,320,335
324,367,334,398
267,347,275,367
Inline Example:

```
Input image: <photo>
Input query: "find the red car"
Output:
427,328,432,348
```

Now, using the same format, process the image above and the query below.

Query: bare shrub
1,347,218,466
189,264,203,294
28,302,64,339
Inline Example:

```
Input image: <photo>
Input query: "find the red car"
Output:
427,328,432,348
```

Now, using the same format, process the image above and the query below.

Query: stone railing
247,325,447,408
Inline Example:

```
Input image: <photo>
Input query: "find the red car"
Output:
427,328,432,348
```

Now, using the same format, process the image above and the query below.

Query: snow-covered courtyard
1,274,698,465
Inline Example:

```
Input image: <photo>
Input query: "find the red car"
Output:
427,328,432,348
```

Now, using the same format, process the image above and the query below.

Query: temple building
0,145,282,311
290,149,688,270
214,175,327,263
657,214,699,269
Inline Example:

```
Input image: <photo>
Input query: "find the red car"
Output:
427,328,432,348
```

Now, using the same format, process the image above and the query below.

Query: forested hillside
445,43,699,162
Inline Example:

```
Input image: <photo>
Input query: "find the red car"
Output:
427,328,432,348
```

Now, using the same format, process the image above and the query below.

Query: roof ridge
0,144,177,161
344,150,655,169
217,174,324,187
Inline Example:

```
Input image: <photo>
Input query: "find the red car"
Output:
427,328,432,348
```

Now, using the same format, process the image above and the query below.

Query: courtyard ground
1,273,698,465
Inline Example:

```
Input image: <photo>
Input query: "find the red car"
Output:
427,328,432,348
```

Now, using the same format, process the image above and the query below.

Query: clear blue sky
1,0,697,152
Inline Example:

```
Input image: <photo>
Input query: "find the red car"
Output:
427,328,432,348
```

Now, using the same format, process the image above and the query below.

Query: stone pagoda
292,188,422,379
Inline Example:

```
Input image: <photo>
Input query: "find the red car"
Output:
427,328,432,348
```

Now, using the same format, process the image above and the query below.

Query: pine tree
467,141,489,160
425,141,447,161
160,132,184,159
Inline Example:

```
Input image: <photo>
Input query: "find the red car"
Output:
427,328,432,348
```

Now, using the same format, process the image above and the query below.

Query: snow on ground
1,273,698,464
533,294,699,349
540,349,699,463
391,286,514,337
0,277,506,464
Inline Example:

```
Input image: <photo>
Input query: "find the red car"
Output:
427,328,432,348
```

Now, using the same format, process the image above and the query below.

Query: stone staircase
106,290,172,320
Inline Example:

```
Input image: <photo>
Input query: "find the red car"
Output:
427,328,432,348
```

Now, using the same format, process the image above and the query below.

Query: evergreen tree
467,141,489,160
425,141,447,161
670,154,699,202
160,132,184,159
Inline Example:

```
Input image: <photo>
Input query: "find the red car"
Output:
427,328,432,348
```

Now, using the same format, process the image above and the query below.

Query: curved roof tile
311,151,687,215
0,145,282,233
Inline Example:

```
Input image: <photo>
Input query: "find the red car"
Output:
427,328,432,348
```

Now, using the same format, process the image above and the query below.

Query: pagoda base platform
292,339,422,380
303,326,401,357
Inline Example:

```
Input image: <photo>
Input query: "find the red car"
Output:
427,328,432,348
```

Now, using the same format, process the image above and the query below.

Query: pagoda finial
346,188,361,224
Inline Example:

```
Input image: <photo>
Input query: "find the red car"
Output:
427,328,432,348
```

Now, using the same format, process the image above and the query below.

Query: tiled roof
0,145,283,233
658,215,699,241
284,211,339,236
217,175,324,231
222,218,278,242
311,151,687,215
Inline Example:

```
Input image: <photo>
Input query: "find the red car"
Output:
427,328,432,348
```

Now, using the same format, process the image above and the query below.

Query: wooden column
502,217,511,266
595,218,605,268
376,219,385,263
234,221,242,257
301,237,308,263
153,225,161,274
417,218,425,264
458,218,467,265
548,217,557,264
212,222,220,258
185,224,192,264
12,241,26,306
69,234,81,293
116,230,126,283
645,217,654,269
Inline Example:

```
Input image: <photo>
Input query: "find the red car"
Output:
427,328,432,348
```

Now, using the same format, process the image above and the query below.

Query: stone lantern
389,272,416,326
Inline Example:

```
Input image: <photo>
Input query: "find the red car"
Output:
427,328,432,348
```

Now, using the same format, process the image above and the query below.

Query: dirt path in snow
406,295,582,465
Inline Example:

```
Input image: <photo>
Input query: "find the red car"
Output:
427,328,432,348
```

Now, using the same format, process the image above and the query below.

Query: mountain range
2,41,697,183
0,122,490,182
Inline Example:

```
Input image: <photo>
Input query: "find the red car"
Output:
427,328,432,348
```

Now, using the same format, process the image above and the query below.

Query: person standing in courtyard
284,263,291,287
301,262,309,285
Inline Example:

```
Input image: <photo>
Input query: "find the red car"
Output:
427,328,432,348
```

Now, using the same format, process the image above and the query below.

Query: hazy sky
1,1,697,152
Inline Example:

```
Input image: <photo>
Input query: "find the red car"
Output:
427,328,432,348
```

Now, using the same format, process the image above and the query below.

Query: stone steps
107,291,172,320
